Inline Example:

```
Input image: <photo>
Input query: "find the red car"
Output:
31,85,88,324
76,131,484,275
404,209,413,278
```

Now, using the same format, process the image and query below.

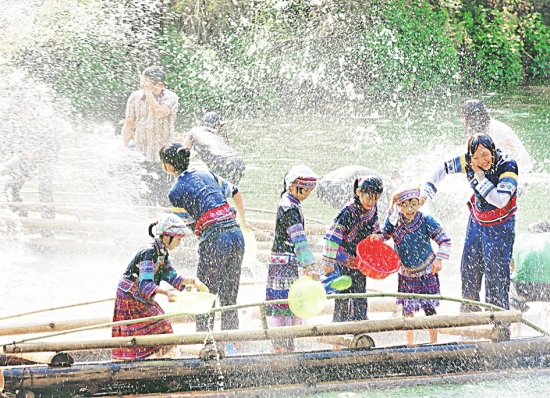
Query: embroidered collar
398,211,423,231
353,197,377,218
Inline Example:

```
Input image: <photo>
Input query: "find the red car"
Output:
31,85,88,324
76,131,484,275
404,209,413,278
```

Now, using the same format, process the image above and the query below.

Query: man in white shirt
461,99,533,173
121,66,179,206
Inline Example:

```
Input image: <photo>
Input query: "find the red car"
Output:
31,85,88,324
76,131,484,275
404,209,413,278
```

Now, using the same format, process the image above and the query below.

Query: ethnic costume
422,146,518,311
322,193,382,322
383,190,451,315
112,239,189,360
169,168,244,331
266,166,317,351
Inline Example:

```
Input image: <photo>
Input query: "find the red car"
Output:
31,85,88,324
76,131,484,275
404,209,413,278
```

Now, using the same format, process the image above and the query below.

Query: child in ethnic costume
266,165,318,353
112,214,208,360
321,176,384,322
382,185,451,345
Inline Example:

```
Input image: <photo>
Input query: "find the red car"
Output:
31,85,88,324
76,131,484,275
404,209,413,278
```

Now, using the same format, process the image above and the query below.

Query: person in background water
420,133,518,315
0,101,59,227
382,185,451,345
509,220,550,311
178,112,246,186
159,143,246,334
111,214,208,360
321,176,384,322
265,165,319,353
121,66,179,207
461,99,533,173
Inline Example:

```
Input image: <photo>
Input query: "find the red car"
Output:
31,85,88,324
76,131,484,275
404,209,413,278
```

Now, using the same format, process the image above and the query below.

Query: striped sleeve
133,260,158,301
421,154,466,200
287,223,316,267
321,223,345,268
425,215,451,260
321,207,356,267
475,166,518,208
162,261,187,291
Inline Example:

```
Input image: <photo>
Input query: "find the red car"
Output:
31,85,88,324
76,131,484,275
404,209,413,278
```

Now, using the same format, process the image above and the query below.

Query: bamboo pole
0,297,395,338
0,298,114,322
1,293,544,349
437,326,495,339
2,311,522,354
0,315,196,337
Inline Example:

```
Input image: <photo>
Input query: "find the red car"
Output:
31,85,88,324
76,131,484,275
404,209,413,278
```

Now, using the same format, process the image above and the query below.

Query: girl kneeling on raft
112,214,208,360
321,176,384,322
382,185,451,345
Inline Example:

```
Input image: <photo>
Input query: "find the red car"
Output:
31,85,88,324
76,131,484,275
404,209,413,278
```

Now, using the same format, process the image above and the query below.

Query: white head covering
155,214,189,237
284,165,318,190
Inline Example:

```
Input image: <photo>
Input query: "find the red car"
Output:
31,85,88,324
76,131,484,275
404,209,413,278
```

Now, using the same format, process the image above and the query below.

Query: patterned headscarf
155,214,189,237
391,184,421,205
385,184,421,226
284,165,318,190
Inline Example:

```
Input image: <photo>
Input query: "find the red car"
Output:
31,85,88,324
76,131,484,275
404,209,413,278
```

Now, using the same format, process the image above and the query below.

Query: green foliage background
14,0,550,121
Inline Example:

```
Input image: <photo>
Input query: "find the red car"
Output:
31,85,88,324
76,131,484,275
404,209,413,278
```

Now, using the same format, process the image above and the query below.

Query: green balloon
330,275,352,291
288,277,327,319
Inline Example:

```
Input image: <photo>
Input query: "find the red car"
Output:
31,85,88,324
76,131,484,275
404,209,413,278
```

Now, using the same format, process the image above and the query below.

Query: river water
1,1,550,397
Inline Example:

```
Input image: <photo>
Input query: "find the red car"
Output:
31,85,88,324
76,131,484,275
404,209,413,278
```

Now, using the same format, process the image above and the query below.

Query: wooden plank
2,311,522,353
7,352,73,366
317,335,353,347
3,337,550,394
438,325,495,339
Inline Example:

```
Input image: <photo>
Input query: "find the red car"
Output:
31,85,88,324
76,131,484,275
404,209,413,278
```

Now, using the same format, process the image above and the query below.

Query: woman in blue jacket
159,143,247,332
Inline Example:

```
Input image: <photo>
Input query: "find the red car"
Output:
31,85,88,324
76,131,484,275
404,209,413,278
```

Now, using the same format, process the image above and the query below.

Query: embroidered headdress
284,165,318,190
391,184,421,205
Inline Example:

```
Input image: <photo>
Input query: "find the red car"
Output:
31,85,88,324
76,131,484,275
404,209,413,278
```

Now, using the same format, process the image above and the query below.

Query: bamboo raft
1,292,549,397
2,206,550,396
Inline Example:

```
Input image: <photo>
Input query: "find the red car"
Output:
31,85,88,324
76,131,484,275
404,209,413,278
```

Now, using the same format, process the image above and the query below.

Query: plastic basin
356,238,401,279
174,292,216,314
288,277,327,319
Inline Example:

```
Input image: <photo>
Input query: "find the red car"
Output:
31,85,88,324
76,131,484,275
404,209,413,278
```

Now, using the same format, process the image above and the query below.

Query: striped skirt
111,289,174,360
265,253,300,317
397,272,440,316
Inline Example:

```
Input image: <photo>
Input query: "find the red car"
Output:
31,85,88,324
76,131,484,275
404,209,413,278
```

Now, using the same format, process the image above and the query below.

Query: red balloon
356,239,401,279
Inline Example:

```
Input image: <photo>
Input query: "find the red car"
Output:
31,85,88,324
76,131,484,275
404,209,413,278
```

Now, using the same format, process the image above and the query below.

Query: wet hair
467,133,497,168
148,221,158,238
148,221,175,244
159,143,191,172
527,220,550,233
462,100,490,135
354,176,384,196
143,66,166,84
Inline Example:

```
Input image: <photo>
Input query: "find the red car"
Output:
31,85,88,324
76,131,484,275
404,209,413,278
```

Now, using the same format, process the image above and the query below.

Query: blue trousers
333,265,368,322
460,216,515,311
196,228,245,331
